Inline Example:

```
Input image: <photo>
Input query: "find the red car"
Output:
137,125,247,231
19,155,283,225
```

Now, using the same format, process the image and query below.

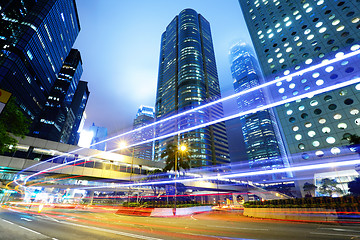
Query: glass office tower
0,0,80,122
230,42,290,180
33,49,83,143
155,9,230,169
132,105,155,161
68,81,90,145
239,2,360,166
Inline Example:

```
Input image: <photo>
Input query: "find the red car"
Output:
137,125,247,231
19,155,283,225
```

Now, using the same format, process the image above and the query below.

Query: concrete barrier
243,207,338,222
115,206,213,217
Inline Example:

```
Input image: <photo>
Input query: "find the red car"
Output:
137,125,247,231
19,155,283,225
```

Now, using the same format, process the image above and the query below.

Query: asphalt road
1,207,360,240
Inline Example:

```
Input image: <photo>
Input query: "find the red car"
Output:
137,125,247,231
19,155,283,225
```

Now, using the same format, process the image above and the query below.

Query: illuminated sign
0,89,11,114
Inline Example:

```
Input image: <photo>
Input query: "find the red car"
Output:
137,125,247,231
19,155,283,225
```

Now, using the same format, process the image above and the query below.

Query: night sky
73,0,252,136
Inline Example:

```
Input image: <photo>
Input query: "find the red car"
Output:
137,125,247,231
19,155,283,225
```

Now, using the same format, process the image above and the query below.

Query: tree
143,169,167,196
348,177,360,196
303,182,317,197
342,133,360,154
161,142,190,173
318,178,343,197
0,97,31,153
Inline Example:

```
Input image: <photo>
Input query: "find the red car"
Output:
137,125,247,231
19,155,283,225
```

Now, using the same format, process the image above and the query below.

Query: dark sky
73,0,252,135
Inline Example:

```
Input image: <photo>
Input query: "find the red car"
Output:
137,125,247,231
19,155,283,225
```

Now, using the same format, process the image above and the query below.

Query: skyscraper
0,0,81,122
239,1,360,180
32,48,83,143
155,9,230,169
89,123,108,151
68,81,90,145
230,42,290,180
132,105,155,161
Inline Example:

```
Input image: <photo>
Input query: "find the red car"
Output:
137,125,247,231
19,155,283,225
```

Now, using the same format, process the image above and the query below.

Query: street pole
174,150,177,215
127,147,135,206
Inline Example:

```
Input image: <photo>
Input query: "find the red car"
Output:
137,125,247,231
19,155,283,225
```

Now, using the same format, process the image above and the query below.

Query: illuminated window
325,66,334,72
315,150,324,157
292,126,299,131
316,79,324,86
319,118,326,124
352,17,360,24
310,100,318,106
350,109,359,115
308,131,316,137
337,25,345,31
338,123,347,129
295,134,302,140
319,27,327,33
298,143,305,150
332,19,340,25
339,90,347,96
304,122,312,128
312,72,320,78
334,113,342,119
326,137,336,144
322,127,331,133
312,141,320,147
298,105,305,111
355,118,360,126
331,147,341,155
286,109,293,115
315,22,323,28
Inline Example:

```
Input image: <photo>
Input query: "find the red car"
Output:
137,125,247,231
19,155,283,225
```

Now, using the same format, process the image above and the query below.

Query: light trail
15,49,360,178
70,156,360,190
18,75,360,189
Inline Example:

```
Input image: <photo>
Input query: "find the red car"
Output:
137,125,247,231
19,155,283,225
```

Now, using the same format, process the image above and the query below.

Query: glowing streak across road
19,76,360,189
74,157,360,190
16,50,360,188
17,50,360,175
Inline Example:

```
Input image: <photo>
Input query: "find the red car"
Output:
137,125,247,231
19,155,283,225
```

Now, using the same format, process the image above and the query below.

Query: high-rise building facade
230,42,290,180
0,0,81,122
132,105,155,160
155,9,230,169
32,49,83,143
89,123,108,151
68,81,90,145
239,1,360,173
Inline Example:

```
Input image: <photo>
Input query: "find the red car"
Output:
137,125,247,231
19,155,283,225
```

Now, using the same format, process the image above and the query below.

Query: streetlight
174,144,187,216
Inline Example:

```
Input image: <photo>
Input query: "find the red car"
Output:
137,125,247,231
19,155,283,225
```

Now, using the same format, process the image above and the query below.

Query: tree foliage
348,177,360,196
142,169,167,196
161,142,190,173
343,133,360,145
318,178,343,197
303,182,317,197
342,133,360,154
0,97,31,153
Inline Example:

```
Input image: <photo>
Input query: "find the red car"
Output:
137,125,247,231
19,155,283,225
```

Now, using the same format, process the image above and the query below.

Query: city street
0,207,360,240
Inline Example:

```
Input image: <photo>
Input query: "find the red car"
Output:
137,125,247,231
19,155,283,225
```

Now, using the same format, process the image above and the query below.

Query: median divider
115,206,213,217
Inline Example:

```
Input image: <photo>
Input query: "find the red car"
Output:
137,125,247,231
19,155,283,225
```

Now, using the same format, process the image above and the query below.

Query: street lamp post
173,144,187,216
